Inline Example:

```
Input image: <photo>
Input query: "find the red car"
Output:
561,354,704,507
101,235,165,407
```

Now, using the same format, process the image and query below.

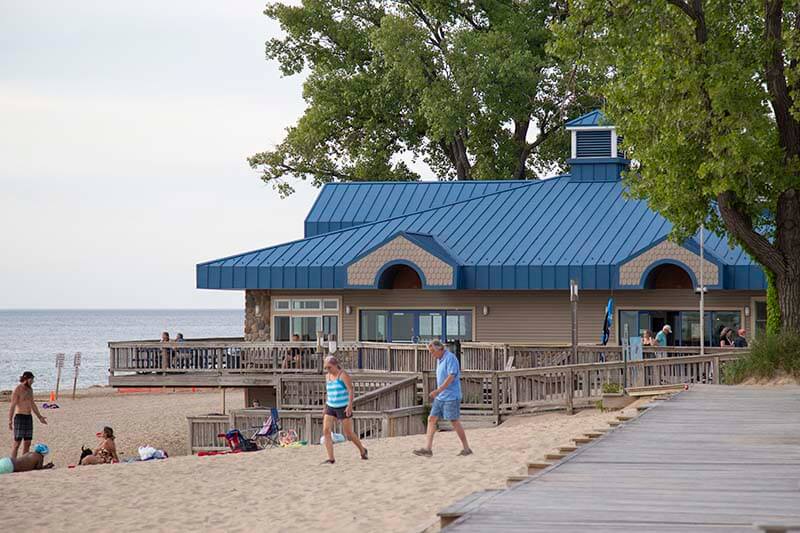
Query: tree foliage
554,0,800,331
250,0,597,196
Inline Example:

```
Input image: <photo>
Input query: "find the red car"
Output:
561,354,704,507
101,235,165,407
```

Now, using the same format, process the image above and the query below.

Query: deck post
712,356,720,384
187,417,194,455
502,345,509,371
422,371,431,404
413,345,418,373
386,346,392,372
305,412,313,443
565,369,574,415
492,373,500,421
381,414,390,438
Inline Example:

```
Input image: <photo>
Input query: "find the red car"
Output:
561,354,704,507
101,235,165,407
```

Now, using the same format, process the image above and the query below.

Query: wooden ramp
445,385,800,532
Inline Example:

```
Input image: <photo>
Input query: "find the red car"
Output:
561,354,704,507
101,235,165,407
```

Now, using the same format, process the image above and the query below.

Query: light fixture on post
345,305,352,315
744,306,750,318
482,305,489,316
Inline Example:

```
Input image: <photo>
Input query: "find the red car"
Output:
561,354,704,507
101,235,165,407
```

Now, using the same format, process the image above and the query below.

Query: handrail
352,376,418,409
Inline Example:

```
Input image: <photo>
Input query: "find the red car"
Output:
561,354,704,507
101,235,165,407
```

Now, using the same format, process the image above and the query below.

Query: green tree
250,0,596,196
554,0,800,332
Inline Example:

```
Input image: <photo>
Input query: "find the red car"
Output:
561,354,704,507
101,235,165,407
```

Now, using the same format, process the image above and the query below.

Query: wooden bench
573,436,592,444
437,489,503,529
545,452,568,461
558,445,577,453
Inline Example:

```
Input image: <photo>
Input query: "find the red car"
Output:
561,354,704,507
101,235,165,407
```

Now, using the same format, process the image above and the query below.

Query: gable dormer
566,110,630,182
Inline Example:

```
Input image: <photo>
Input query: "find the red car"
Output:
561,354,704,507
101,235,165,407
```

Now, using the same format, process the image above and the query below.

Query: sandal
321,459,335,465
361,449,369,460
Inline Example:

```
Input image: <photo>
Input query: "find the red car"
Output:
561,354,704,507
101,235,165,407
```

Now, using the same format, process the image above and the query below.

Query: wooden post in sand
54,353,65,400
71,352,82,400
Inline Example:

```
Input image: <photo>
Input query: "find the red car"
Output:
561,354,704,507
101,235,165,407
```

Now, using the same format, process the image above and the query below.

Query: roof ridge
198,178,562,266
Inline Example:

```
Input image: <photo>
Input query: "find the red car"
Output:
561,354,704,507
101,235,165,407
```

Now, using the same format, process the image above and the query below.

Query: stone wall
619,240,719,287
244,290,271,341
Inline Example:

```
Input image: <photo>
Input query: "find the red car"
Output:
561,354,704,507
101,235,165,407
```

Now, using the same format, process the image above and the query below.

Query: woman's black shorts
324,405,352,420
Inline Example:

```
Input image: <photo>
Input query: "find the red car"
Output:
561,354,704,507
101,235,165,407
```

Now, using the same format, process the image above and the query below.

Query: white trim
565,125,616,131
570,130,577,159
611,129,618,158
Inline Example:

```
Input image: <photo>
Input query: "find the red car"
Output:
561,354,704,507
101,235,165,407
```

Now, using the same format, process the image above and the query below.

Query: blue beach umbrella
601,298,614,346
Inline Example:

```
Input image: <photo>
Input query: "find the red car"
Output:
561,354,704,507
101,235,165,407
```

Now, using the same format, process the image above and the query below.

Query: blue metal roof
565,110,610,128
197,176,765,291
304,180,532,237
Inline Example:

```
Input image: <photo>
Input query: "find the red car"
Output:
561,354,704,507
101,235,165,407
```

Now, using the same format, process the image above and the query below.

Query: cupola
565,110,630,182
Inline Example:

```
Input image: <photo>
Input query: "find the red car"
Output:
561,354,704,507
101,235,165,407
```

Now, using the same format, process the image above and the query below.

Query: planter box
602,392,634,411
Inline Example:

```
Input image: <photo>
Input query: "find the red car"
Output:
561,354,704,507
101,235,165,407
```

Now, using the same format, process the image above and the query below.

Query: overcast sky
0,1,327,309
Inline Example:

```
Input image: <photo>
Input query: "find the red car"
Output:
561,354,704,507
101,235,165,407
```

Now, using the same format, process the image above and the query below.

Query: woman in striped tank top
322,356,368,464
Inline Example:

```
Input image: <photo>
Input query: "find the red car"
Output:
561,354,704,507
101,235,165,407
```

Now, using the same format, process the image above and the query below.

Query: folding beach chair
250,407,281,448
218,429,259,453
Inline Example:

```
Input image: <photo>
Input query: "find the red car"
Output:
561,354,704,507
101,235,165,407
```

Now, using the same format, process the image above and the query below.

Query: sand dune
1,392,635,532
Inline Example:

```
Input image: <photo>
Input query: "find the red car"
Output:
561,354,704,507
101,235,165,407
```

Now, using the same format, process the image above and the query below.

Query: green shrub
766,269,782,335
601,382,622,394
723,333,800,383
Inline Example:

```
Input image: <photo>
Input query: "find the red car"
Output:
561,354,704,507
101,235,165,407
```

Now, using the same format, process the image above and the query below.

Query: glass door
390,312,415,342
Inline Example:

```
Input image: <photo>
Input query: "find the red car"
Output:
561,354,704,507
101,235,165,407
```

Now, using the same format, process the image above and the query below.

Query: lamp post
699,224,706,356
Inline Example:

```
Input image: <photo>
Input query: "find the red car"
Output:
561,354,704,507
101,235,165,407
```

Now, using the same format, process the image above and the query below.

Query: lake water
0,309,243,391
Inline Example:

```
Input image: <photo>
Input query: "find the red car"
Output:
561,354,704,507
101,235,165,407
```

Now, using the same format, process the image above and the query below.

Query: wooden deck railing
189,406,427,454
276,374,416,410
186,351,745,452
111,337,746,377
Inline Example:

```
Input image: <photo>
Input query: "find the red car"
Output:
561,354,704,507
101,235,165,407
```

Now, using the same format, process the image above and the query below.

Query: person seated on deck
80,427,119,465
282,334,303,369
0,443,53,475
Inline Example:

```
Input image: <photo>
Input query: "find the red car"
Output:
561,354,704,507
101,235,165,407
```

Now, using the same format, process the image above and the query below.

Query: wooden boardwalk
446,386,800,532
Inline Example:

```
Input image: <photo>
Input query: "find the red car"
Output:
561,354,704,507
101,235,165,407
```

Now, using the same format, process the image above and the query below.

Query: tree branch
764,0,800,158
717,190,786,275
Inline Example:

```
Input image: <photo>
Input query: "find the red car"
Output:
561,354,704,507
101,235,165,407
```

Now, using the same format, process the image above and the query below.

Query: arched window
644,264,693,289
378,264,422,289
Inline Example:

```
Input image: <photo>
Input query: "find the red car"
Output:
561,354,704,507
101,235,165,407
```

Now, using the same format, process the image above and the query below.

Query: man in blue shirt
413,339,472,457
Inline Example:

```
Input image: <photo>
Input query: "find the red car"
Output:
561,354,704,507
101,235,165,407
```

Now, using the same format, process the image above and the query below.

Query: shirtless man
0,443,53,475
8,371,47,459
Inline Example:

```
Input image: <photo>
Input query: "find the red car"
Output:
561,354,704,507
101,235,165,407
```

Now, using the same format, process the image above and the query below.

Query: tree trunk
775,271,800,333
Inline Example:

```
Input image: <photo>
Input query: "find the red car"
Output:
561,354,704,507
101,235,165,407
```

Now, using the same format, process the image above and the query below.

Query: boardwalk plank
446,385,800,532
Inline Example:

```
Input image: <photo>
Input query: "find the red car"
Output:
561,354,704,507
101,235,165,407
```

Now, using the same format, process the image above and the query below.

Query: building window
360,311,388,342
359,309,472,343
754,300,767,338
272,297,341,341
323,315,338,338
274,316,291,342
445,311,472,341
292,299,321,310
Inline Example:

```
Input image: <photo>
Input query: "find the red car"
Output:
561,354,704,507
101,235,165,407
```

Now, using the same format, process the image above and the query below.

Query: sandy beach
1,391,637,533
1,389,244,469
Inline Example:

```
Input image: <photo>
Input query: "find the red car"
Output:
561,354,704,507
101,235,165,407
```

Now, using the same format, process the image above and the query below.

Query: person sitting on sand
0,443,53,475
80,427,119,465
321,356,368,464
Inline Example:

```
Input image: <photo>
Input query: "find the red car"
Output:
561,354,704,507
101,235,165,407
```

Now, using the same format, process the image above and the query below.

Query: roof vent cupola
565,110,630,182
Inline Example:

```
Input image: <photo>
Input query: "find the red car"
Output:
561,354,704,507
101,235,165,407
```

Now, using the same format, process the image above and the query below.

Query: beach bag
319,432,346,445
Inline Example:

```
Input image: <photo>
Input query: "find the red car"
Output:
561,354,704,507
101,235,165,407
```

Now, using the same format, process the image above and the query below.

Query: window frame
271,296,342,342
